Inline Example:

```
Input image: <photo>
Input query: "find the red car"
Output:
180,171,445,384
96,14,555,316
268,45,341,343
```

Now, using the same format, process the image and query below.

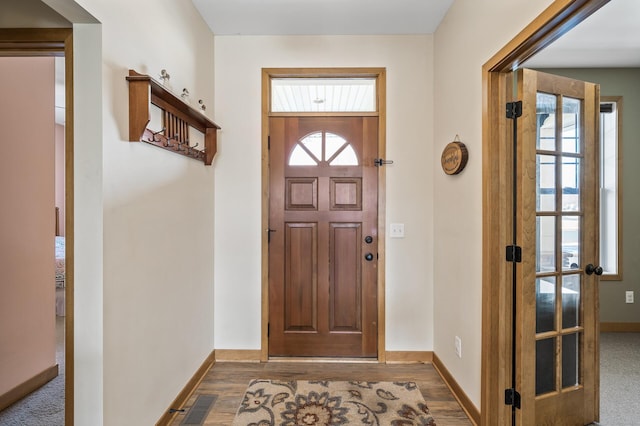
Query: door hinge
506,245,522,263
504,388,521,409
268,135,271,150
506,101,522,119
267,323,270,337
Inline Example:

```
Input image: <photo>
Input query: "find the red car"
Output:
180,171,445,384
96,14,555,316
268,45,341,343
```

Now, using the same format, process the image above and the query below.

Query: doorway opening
481,0,612,424
261,68,387,361
0,29,74,426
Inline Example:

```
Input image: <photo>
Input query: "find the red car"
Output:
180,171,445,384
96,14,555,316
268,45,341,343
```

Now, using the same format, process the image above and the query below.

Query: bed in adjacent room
55,235,65,288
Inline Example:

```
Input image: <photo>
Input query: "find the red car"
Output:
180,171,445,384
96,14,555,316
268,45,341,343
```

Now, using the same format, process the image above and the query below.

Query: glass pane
562,157,580,211
330,145,358,166
562,97,581,154
272,78,376,112
562,275,581,328
289,145,318,166
537,155,556,212
301,133,322,161
536,338,556,395
537,93,557,151
600,104,619,275
562,333,580,388
325,133,347,160
562,216,580,271
537,216,556,273
536,277,556,333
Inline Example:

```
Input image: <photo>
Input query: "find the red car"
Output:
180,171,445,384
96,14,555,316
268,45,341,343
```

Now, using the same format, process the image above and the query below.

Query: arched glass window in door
289,132,358,166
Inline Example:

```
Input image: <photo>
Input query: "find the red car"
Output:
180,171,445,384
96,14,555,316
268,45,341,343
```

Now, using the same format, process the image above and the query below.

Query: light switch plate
390,223,405,238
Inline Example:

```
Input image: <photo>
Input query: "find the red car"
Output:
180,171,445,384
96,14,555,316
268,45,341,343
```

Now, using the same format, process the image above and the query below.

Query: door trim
0,28,74,426
481,0,610,423
261,68,387,362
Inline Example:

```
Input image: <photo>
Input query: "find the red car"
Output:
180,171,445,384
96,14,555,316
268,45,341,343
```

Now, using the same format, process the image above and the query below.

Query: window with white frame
599,97,622,280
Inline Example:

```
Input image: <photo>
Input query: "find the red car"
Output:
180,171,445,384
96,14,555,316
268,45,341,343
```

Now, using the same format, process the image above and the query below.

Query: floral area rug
233,379,436,425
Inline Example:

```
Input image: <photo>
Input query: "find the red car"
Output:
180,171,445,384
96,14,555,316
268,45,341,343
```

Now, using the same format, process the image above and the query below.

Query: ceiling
526,0,640,68
191,0,639,67
50,0,640,125
191,0,454,35
0,0,71,28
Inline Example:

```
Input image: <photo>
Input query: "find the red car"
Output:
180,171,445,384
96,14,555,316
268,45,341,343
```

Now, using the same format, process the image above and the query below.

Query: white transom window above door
271,78,377,113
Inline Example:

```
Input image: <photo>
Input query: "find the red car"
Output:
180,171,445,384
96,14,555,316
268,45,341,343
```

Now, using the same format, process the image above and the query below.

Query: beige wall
433,0,555,408
536,68,640,323
4,0,605,422
0,57,56,397
71,0,217,424
212,35,435,352
0,4,103,423
3,0,216,424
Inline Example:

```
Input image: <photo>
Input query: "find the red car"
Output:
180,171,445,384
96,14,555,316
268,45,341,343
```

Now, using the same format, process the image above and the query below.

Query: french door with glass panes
515,69,600,425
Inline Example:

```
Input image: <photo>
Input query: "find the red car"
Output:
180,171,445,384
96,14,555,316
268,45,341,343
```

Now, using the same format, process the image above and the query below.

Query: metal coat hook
175,135,185,151
198,99,206,111
181,88,190,102
159,69,170,82
148,127,166,142
454,134,461,142
164,133,177,148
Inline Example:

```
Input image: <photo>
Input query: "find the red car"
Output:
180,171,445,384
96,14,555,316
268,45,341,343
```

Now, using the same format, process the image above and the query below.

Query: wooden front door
516,69,600,424
268,116,378,357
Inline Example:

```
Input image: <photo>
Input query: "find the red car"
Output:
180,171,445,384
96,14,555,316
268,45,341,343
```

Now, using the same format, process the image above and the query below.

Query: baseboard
600,322,640,332
0,364,59,412
214,349,262,362
156,350,216,426
215,350,433,363
432,353,480,426
385,351,433,364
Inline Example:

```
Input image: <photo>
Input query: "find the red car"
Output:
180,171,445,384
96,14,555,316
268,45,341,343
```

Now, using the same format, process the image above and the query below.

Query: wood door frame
481,0,610,424
0,28,74,426
261,68,387,362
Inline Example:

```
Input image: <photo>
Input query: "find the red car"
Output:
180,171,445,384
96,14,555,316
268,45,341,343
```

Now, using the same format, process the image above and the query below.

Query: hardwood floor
169,361,472,425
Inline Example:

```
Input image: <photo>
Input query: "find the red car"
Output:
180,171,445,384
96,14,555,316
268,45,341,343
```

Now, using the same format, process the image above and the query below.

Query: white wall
213,35,435,352
49,0,217,424
71,22,104,426
73,1,216,424
433,0,554,409
11,0,578,422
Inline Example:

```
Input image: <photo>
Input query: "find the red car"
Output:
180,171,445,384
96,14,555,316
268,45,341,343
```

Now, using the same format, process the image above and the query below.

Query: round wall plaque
441,141,468,175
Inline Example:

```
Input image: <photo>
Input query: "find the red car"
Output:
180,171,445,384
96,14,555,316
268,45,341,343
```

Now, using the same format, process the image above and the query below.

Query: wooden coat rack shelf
126,69,220,165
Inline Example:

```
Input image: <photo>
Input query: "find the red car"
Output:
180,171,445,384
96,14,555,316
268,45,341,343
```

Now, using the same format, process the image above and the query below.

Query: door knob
364,253,374,261
585,264,603,276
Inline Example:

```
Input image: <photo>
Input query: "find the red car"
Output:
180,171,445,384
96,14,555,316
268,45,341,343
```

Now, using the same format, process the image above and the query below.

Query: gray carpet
599,332,640,425
0,316,65,426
